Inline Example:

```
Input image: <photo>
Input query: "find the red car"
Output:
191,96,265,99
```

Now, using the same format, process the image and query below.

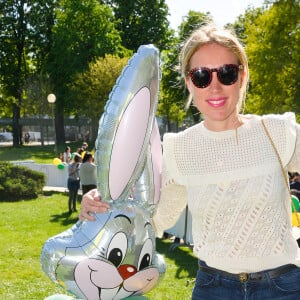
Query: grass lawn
0,145,197,299
0,142,82,164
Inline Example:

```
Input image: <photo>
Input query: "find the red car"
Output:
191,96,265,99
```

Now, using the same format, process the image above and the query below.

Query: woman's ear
240,69,246,88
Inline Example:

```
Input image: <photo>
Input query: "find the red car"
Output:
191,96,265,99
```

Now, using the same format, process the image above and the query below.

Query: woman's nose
209,72,222,90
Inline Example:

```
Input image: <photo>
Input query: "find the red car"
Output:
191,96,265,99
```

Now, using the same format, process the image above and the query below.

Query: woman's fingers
79,210,95,221
82,188,100,202
79,189,110,221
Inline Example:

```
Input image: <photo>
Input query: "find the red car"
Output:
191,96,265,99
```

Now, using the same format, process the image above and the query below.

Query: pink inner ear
109,87,150,200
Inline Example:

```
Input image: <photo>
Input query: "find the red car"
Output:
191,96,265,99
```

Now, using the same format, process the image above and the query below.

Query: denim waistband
198,260,298,283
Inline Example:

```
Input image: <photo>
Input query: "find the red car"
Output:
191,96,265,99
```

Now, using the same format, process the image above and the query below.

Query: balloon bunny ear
133,118,162,208
95,44,160,202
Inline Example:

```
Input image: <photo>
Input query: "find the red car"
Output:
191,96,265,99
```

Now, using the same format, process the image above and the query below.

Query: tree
68,55,130,141
244,0,300,117
23,72,53,146
0,0,31,146
45,0,126,144
158,11,212,131
229,6,266,44
0,0,56,146
106,0,173,51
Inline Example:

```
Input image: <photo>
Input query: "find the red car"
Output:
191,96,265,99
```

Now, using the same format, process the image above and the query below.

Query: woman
67,153,81,214
79,152,97,195
63,146,72,164
79,23,300,299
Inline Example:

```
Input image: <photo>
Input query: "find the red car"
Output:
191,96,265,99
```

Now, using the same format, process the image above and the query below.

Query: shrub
0,161,46,201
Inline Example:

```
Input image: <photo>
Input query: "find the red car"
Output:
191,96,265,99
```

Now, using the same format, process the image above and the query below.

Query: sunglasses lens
190,68,211,88
218,65,239,85
189,64,241,88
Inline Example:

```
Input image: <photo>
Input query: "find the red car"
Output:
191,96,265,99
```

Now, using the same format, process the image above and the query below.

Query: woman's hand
79,188,110,221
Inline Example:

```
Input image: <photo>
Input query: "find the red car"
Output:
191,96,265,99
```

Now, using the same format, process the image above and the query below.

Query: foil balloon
133,119,162,207
41,202,165,299
41,44,165,299
95,44,160,202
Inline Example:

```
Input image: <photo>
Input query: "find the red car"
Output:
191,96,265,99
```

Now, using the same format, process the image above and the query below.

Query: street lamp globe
47,93,56,104
47,93,57,153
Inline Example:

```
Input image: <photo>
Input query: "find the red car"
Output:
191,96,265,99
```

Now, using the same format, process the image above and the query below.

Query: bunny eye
107,232,128,267
138,238,153,271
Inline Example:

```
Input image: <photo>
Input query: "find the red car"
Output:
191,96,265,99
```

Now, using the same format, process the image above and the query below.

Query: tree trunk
56,109,65,145
12,103,21,147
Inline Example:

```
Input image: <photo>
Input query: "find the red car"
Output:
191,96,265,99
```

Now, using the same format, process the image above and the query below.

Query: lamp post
47,93,57,154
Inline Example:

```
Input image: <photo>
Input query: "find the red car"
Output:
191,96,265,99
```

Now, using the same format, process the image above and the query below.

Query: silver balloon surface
41,202,165,299
41,44,165,299
133,119,162,207
95,45,160,202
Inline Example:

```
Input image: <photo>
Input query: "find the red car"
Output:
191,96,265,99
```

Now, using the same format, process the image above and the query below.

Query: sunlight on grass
0,193,73,299
0,192,197,299
0,142,82,164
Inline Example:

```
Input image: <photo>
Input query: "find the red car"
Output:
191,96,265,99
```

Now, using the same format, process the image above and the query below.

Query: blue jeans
192,261,300,299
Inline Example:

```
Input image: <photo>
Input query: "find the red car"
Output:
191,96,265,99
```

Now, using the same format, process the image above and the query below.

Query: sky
165,0,264,29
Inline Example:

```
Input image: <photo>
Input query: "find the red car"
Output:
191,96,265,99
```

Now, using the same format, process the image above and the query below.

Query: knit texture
153,112,300,273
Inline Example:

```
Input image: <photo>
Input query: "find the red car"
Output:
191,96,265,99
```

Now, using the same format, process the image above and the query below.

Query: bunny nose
118,264,137,280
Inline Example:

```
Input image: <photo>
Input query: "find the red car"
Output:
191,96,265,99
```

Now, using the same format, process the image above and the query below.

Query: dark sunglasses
189,64,243,88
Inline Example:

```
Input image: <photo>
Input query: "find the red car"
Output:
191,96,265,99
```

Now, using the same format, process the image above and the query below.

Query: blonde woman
80,24,300,299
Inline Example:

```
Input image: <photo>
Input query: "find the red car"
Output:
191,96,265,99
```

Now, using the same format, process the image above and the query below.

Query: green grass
0,193,196,299
0,145,197,299
0,192,77,299
0,142,83,164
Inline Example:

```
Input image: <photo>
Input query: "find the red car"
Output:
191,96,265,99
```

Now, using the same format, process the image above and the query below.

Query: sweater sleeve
287,118,300,172
263,112,299,172
152,133,187,237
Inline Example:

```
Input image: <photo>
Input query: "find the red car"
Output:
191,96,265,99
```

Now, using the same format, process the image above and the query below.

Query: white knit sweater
153,112,300,273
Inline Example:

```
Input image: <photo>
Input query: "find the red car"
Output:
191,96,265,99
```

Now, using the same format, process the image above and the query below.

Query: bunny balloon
40,45,165,300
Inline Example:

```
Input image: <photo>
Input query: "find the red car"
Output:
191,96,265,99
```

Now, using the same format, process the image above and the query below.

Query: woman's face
186,43,245,131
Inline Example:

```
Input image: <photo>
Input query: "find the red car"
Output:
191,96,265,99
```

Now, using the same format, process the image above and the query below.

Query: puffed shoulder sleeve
287,113,300,172
152,133,187,237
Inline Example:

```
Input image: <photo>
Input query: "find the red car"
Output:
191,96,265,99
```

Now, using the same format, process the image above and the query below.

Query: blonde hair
180,23,249,112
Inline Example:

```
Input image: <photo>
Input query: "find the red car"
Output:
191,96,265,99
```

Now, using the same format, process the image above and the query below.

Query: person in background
59,153,64,162
290,172,300,192
79,23,300,299
79,151,97,195
24,132,30,144
67,153,81,214
81,142,88,151
63,146,72,164
290,172,300,210
76,147,84,157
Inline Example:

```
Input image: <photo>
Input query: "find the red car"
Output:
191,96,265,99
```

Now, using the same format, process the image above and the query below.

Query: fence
13,161,68,188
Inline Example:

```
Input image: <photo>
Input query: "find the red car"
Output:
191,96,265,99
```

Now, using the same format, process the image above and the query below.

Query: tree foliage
244,0,300,116
158,11,212,131
105,0,173,51
2,0,300,146
0,1,52,145
44,0,127,144
22,72,53,145
229,6,266,44
68,55,130,140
